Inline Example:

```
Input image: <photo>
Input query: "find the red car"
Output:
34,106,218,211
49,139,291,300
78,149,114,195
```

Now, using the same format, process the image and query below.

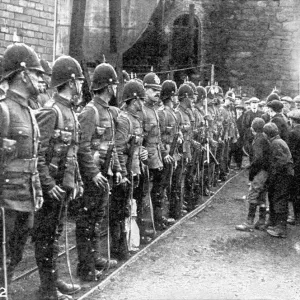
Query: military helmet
91,62,118,91
122,79,145,103
1,43,44,81
122,70,130,83
251,117,265,132
143,72,161,91
263,122,279,138
178,83,194,100
51,55,84,88
186,81,198,95
40,59,52,76
267,99,283,112
196,86,207,102
206,85,221,100
266,93,280,103
160,80,177,101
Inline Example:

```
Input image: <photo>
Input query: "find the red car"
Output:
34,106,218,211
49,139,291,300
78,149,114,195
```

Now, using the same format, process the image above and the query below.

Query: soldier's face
146,88,160,103
27,70,43,96
171,95,178,107
296,103,300,109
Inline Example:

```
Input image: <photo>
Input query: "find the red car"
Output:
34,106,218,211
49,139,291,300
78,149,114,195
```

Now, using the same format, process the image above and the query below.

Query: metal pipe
53,0,58,62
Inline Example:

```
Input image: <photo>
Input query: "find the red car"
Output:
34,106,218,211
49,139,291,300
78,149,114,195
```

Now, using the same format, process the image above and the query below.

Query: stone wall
206,0,300,98
0,0,54,61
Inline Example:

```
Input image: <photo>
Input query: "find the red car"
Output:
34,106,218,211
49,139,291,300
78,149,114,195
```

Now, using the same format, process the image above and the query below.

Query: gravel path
88,171,300,300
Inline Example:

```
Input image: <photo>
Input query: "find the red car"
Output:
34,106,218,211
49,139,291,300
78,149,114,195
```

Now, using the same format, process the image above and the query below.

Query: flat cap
287,109,300,120
267,100,283,112
235,104,245,110
281,96,293,103
249,97,260,103
293,95,300,103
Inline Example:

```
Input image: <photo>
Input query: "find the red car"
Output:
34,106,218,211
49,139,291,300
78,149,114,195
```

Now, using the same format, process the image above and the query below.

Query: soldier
267,100,289,142
236,118,270,232
174,84,198,218
263,123,294,238
242,97,263,163
142,72,170,230
0,43,44,290
76,62,121,281
157,80,180,222
33,55,84,300
244,99,251,110
111,79,148,258
287,110,300,225
281,96,293,115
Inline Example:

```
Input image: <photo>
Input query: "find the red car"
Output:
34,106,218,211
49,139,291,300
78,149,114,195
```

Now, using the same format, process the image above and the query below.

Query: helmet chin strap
70,76,82,106
24,70,40,97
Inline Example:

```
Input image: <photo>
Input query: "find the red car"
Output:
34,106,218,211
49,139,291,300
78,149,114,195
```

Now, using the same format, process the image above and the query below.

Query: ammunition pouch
0,138,17,167
4,157,38,174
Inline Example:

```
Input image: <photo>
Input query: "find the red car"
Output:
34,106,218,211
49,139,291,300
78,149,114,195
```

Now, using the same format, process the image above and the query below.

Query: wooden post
109,0,123,107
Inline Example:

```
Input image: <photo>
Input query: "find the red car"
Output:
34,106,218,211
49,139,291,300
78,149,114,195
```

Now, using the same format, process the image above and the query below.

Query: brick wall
0,0,54,61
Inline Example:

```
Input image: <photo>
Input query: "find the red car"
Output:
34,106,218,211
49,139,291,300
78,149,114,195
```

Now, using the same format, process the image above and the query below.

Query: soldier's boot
287,201,295,225
254,206,267,230
75,222,101,281
235,203,257,232
294,201,300,226
154,207,166,231
91,222,118,271
267,213,287,238
56,279,81,296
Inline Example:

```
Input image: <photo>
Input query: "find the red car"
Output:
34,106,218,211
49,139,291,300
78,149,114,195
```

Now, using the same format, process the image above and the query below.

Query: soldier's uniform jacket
78,95,121,181
176,105,194,160
249,133,271,181
193,105,205,142
0,90,42,212
269,135,294,177
36,93,82,194
206,105,220,144
287,124,300,175
158,106,181,160
142,101,163,169
220,105,238,141
271,113,289,142
115,108,144,176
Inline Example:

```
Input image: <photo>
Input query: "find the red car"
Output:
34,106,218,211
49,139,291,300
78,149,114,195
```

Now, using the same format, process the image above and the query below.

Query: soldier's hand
120,176,131,187
92,172,108,189
35,196,44,211
77,185,84,198
164,154,174,164
115,172,122,184
48,185,66,202
140,147,148,161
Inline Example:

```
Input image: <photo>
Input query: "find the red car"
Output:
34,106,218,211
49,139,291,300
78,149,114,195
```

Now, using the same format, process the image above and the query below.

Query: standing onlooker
263,123,294,238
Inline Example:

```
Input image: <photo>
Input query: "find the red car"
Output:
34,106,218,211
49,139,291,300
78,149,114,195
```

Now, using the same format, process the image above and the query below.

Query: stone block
24,8,40,18
283,21,300,32
6,4,23,13
22,22,40,32
15,13,32,22
32,16,47,26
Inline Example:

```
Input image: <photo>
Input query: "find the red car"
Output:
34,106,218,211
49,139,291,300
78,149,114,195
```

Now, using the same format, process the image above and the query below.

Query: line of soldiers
0,42,242,300
236,89,300,239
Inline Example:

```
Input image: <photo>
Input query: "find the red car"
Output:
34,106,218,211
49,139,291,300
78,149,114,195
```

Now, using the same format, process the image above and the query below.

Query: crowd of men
0,42,299,300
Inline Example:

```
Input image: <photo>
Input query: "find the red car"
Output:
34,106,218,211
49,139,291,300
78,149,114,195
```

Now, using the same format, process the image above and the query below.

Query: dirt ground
8,169,300,300
86,170,300,300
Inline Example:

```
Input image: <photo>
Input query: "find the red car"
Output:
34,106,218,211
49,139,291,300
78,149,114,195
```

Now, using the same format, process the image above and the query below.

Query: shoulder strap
0,101,10,138
43,100,64,130
87,103,100,127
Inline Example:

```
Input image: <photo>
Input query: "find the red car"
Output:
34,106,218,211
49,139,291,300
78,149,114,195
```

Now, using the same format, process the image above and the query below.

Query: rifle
119,135,136,256
101,141,114,269
160,133,179,189
0,208,8,300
